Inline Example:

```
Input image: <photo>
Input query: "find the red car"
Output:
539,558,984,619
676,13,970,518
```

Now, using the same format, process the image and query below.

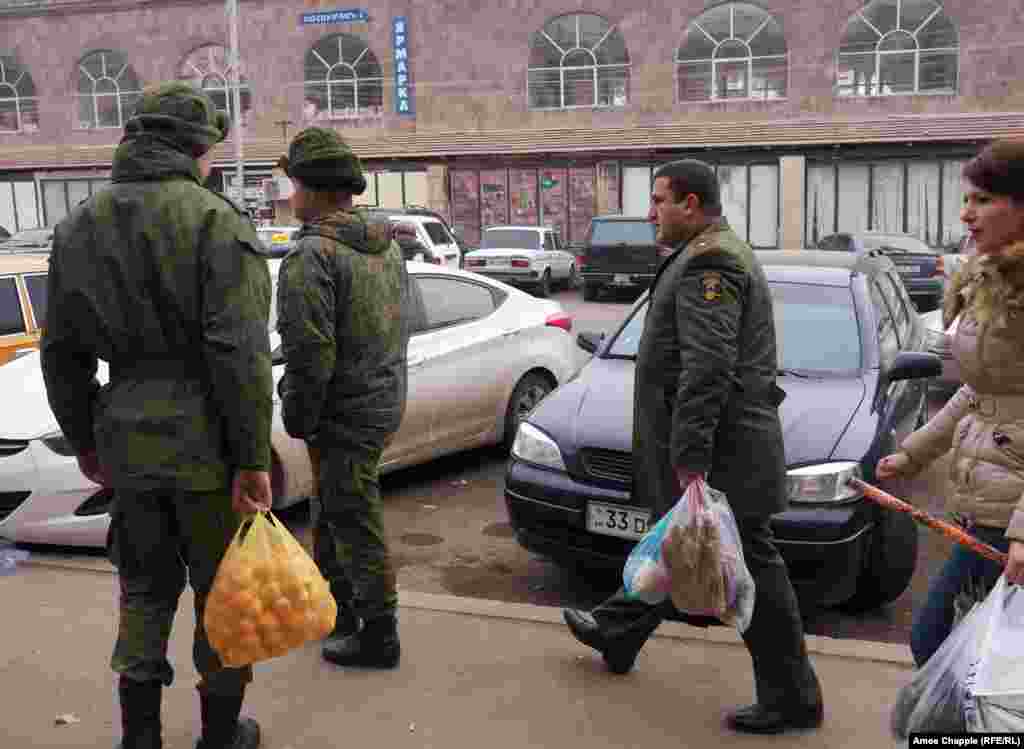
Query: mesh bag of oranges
204,512,337,667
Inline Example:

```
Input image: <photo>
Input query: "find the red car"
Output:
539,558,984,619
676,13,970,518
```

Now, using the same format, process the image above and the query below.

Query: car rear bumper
470,268,540,284
504,458,873,607
580,272,654,288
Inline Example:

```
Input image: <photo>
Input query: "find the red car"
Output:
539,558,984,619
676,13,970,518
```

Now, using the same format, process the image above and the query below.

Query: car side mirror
577,331,606,354
888,351,942,382
271,345,285,366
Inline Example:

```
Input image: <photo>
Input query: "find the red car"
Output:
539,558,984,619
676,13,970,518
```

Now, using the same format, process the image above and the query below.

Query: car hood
527,357,866,465
0,351,109,439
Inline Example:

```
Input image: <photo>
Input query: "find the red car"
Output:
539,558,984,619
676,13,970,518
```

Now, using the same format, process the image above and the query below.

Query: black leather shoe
726,702,824,734
322,615,400,668
563,609,642,675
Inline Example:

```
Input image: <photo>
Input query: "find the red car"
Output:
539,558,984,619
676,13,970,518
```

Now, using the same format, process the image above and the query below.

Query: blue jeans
909,524,1011,667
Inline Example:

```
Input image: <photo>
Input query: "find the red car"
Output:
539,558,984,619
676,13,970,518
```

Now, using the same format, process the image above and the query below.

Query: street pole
226,0,244,209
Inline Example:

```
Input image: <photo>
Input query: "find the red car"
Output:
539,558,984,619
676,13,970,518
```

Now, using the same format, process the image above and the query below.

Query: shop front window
450,170,481,246
510,169,538,226
480,170,508,229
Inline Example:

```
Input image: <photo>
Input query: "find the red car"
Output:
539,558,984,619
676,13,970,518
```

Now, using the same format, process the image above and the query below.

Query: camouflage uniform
41,82,271,748
275,128,410,664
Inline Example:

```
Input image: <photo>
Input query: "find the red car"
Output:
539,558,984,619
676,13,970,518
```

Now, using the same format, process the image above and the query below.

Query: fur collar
944,241,1024,328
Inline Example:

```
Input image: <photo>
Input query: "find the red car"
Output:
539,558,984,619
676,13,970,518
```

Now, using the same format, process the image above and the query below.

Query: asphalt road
281,285,960,645
17,284,960,646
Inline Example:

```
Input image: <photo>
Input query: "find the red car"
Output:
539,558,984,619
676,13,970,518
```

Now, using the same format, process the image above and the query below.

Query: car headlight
39,430,76,456
786,461,862,503
511,422,567,472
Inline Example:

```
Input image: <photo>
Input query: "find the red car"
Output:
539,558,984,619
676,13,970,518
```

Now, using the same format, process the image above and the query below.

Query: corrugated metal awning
2,111,1022,171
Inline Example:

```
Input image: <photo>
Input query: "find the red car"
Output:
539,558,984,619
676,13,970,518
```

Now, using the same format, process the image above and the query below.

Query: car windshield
606,281,862,372
588,220,656,245
861,234,933,254
481,229,541,250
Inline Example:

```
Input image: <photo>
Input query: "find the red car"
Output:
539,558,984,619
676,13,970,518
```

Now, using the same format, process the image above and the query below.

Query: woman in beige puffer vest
878,139,1024,666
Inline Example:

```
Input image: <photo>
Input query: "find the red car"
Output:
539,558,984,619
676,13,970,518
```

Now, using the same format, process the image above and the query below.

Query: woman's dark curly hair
962,138,1024,201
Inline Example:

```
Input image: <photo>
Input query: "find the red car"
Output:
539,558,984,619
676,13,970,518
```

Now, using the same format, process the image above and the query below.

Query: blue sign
393,16,414,116
300,8,368,25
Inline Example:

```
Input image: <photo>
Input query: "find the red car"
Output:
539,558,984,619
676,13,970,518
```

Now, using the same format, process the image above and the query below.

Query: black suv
578,215,662,301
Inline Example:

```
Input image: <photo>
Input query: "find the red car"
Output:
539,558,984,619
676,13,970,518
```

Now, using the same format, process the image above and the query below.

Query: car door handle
501,329,520,338
408,356,426,370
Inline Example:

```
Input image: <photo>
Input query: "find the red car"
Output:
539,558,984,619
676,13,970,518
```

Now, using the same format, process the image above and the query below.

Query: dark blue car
504,250,941,612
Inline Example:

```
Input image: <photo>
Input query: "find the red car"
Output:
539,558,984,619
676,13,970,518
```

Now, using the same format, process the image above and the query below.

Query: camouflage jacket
276,208,410,451
41,137,273,490
633,219,787,519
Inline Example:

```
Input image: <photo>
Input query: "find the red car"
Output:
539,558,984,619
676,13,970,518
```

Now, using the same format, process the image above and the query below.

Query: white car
0,261,577,547
463,225,577,298
365,209,463,270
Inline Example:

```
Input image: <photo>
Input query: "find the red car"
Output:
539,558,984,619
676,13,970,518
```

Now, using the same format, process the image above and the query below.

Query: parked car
921,308,960,397
463,225,577,297
0,228,53,252
0,260,577,547
256,225,299,258
578,215,663,301
816,231,944,312
365,206,463,270
0,253,49,366
504,250,941,612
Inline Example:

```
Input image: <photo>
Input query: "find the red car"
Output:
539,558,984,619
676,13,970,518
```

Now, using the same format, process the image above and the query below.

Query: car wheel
841,505,919,613
503,372,555,450
563,265,577,290
582,281,600,301
535,270,551,298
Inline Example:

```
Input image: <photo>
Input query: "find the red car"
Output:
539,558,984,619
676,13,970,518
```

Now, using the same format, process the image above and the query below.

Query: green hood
111,136,203,184
298,209,392,255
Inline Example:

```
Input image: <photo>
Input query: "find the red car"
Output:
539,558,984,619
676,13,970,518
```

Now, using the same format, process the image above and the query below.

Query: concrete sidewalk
4,560,913,749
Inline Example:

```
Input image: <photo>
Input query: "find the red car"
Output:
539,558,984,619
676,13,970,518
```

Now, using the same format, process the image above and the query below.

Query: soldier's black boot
325,598,360,643
195,691,261,749
322,614,400,668
116,676,163,749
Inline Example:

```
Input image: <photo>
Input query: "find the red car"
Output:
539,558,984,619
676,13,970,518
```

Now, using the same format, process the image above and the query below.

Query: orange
256,610,281,635
271,597,293,617
259,581,284,606
236,618,257,637
234,590,264,619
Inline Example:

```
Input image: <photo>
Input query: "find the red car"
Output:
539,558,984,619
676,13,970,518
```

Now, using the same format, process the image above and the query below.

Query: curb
398,590,916,667
20,555,915,667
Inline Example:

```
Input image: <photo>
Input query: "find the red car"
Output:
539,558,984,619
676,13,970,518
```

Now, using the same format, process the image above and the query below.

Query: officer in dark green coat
564,160,824,734
41,82,272,749
275,127,410,669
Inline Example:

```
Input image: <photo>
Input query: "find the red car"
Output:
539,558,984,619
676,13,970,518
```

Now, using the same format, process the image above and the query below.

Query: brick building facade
1,0,1023,247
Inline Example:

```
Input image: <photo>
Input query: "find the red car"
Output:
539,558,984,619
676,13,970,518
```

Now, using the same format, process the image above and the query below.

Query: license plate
613,273,631,285
898,264,922,274
586,502,650,540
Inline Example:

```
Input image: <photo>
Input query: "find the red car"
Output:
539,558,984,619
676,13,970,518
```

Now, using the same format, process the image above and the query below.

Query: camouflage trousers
107,488,252,695
308,444,397,621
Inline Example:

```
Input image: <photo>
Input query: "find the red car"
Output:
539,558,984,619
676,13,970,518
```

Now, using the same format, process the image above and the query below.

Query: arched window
0,56,39,132
836,0,958,96
303,34,384,121
179,45,252,127
75,50,142,129
676,3,787,102
528,13,630,110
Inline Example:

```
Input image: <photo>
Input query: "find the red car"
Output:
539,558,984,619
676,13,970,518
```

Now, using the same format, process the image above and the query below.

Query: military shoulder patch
701,271,722,303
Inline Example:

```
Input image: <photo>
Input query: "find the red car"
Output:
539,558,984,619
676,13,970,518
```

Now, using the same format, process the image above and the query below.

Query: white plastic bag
622,478,756,633
967,577,1024,732
892,576,1024,738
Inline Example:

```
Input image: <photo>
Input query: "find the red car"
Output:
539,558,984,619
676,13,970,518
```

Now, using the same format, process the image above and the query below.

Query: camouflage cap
278,127,367,195
123,81,230,157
